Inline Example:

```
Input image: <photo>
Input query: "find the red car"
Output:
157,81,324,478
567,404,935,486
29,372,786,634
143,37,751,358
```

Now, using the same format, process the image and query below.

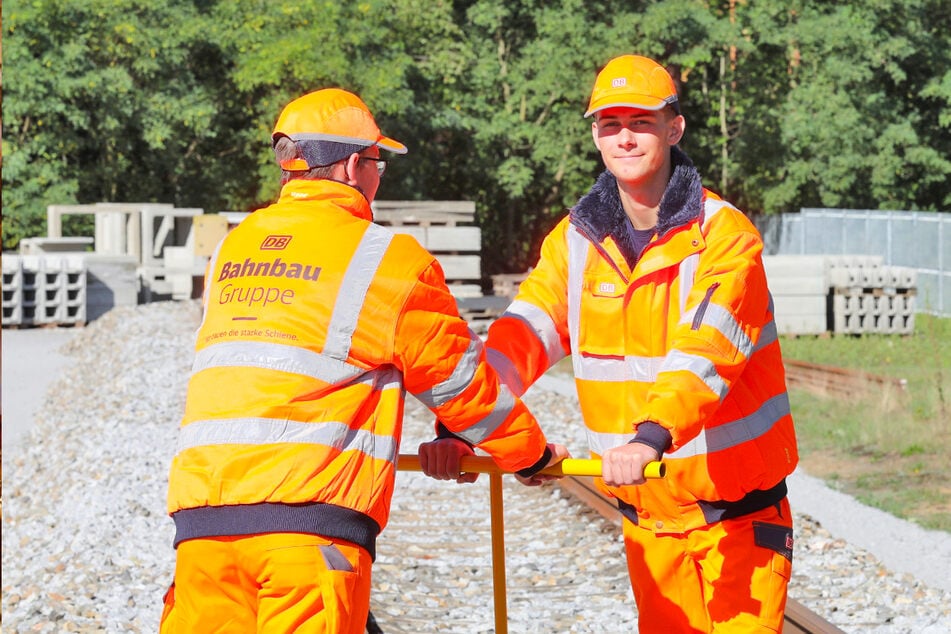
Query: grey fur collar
569,146,704,265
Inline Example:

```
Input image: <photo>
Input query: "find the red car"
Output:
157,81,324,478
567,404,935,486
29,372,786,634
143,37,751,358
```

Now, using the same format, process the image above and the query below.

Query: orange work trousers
159,532,372,634
623,498,792,633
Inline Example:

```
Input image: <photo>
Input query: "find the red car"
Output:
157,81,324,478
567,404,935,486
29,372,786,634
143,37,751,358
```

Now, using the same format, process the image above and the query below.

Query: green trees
3,0,949,270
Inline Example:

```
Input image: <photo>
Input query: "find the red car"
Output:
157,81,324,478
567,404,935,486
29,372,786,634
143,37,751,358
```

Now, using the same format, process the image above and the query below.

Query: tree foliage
3,0,949,271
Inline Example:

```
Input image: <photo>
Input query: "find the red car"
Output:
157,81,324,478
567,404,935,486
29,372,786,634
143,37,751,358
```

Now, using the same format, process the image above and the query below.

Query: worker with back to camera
160,87,569,634
419,55,799,632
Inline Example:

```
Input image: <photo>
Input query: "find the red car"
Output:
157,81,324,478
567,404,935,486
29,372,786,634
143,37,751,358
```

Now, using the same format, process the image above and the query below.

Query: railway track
370,451,845,633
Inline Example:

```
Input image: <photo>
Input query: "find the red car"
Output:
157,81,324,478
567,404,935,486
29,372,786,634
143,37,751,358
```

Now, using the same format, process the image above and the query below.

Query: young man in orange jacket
161,88,568,634
420,55,799,632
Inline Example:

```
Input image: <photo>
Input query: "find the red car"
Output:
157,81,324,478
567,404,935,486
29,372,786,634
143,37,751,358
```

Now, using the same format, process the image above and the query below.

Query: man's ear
342,152,361,185
668,115,686,146
591,120,602,152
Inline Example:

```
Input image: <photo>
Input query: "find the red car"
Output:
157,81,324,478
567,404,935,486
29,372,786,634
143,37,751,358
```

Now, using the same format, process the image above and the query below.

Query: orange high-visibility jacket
167,179,548,558
487,149,798,534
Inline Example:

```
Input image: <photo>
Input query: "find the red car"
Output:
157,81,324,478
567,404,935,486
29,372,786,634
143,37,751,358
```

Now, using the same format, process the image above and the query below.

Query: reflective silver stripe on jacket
193,340,366,383
703,198,733,224
566,226,587,362
449,385,518,445
680,301,755,360
177,417,398,463
661,350,728,399
500,300,565,367
487,347,525,396
678,253,699,314
665,391,791,458
414,335,482,408
586,391,791,459
324,223,393,361
574,354,666,383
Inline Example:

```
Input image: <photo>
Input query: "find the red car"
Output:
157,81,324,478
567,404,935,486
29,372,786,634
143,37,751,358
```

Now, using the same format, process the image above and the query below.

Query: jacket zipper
571,224,630,284
691,282,720,330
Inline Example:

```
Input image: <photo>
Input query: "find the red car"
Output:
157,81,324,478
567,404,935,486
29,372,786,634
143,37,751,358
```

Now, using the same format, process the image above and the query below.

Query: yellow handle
540,458,665,479
398,455,665,478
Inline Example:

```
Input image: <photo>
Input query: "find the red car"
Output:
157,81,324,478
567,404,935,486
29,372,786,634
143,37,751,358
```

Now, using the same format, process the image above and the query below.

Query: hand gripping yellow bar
398,455,666,478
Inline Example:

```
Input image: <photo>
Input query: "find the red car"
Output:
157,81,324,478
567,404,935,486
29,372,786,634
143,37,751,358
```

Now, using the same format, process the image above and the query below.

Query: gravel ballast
2,300,950,633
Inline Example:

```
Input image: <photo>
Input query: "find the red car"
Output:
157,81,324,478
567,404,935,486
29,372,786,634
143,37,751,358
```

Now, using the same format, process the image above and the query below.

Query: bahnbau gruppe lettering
216,256,321,308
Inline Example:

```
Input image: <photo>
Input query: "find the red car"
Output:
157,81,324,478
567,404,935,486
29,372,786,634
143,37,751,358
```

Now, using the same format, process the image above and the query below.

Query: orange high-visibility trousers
623,498,793,633
159,532,372,634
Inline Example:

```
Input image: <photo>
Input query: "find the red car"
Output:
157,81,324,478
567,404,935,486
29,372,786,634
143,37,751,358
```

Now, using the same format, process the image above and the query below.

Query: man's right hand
601,442,661,486
514,442,571,486
417,437,479,484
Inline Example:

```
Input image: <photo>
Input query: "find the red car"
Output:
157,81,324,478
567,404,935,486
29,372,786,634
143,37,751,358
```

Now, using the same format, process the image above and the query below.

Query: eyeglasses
359,156,387,177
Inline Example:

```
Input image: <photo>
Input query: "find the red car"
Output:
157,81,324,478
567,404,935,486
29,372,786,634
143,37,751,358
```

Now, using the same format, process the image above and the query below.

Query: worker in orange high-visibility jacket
419,55,799,632
160,88,569,634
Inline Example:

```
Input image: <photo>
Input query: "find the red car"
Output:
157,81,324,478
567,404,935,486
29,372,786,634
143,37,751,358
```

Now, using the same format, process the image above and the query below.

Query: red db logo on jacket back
261,235,292,250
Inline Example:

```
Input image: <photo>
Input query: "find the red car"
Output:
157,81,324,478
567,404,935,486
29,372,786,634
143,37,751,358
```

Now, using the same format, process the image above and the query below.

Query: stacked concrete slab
826,256,916,335
2,254,87,327
763,255,829,335
763,255,916,336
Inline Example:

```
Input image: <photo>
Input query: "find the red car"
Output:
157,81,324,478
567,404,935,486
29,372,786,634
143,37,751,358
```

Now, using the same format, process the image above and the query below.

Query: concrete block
19,236,94,254
435,255,481,281
763,255,827,278
772,294,828,335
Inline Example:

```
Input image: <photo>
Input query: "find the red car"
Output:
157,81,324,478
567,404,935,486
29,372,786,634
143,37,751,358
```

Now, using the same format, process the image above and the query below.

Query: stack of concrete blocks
826,256,916,335
1,254,87,327
371,200,511,333
372,201,484,300
763,255,829,335
763,255,917,336
45,202,207,306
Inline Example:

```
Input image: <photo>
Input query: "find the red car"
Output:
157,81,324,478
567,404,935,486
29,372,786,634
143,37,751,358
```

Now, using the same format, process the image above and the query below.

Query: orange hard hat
584,55,679,118
272,88,407,170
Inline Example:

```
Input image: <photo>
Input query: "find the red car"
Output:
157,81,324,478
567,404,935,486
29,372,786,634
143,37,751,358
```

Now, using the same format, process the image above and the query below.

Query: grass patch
781,314,950,531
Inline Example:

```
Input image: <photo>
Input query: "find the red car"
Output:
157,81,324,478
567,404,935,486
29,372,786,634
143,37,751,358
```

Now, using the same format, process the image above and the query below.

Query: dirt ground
799,448,951,532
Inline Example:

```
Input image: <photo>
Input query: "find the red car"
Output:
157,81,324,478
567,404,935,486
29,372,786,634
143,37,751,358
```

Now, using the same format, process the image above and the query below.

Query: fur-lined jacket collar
569,146,704,267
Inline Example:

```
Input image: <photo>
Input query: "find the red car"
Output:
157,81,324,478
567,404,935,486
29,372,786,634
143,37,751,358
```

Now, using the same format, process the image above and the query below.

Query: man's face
591,107,685,187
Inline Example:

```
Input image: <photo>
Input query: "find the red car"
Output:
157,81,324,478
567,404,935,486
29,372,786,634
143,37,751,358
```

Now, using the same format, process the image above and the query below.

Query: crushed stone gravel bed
2,300,950,633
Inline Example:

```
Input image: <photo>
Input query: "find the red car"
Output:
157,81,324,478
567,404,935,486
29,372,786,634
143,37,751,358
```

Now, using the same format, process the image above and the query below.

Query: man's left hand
418,437,479,484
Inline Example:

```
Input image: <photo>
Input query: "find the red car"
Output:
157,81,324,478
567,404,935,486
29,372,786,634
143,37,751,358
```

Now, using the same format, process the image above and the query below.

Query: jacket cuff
515,446,552,479
631,421,672,456
435,421,474,448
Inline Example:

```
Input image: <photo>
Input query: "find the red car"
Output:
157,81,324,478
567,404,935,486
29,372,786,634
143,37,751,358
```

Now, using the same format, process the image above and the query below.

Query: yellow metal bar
488,472,508,634
397,455,666,479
